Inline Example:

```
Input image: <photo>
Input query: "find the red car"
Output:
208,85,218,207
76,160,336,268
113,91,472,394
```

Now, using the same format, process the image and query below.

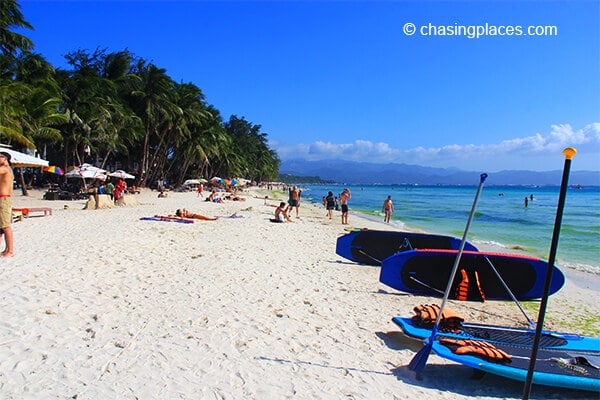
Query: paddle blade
408,340,433,376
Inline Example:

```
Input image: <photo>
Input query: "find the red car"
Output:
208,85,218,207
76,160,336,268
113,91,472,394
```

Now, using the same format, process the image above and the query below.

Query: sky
17,0,600,172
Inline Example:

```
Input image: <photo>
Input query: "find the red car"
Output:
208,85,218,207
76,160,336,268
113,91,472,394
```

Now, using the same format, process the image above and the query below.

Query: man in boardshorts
0,151,14,256
382,195,394,223
286,186,300,218
340,188,351,225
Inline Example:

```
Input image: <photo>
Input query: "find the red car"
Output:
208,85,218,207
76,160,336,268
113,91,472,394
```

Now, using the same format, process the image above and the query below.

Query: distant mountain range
280,159,600,186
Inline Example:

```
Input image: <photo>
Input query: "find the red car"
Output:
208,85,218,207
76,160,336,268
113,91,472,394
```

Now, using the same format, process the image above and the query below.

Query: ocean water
302,184,600,274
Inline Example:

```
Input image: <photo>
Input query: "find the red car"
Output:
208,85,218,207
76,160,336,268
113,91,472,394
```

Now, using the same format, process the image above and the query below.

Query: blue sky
19,0,600,171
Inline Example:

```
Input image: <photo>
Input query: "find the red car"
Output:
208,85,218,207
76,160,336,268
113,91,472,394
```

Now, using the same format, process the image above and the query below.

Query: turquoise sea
302,184,600,274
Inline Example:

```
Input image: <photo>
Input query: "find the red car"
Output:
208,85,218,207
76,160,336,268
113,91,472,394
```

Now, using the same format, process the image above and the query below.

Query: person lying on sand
224,194,245,201
175,209,218,221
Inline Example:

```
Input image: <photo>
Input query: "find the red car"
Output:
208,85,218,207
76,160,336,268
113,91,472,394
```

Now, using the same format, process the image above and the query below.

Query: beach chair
12,207,53,218
12,210,23,222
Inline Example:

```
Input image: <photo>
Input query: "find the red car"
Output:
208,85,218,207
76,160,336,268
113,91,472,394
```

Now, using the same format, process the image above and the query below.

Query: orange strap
454,269,469,301
454,268,486,301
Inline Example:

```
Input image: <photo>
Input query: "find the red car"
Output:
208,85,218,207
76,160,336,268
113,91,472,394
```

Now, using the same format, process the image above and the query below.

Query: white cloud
272,123,600,171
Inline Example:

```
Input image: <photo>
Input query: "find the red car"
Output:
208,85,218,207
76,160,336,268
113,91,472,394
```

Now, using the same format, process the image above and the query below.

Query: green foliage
278,173,333,184
0,0,34,59
0,2,281,188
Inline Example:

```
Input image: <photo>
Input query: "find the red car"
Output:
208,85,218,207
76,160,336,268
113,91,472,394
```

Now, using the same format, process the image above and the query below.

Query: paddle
522,148,576,400
408,173,488,377
482,256,536,328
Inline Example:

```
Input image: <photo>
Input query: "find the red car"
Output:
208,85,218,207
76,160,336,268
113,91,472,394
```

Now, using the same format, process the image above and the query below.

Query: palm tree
90,50,142,170
14,53,65,149
1,53,67,195
128,60,177,186
56,49,116,167
0,81,30,146
223,115,279,181
0,0,34,59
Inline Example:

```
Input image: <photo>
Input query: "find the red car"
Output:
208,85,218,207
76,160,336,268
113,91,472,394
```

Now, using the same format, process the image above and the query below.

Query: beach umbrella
184,179,201,185
522,148,576,399
0,146,49,168
65,163,106,179
199,178,208,183
409,173,488,377
65,163,107,189
43,166,64,175
109,170,135,179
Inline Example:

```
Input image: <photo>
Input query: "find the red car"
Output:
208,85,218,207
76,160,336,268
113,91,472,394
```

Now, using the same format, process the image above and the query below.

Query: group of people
322,189,395,224
205,190,245,203
274,187,397,225
323,188,351,224
97,179,128,202
268,186,302,223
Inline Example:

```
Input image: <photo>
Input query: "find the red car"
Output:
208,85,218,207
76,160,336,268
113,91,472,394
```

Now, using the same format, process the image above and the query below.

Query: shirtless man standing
0,152,15,257
340,188,351,225
382,195,394,223
285,186,300,218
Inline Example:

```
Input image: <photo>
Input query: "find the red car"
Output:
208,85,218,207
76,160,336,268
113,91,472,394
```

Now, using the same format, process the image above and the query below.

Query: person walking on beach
197,183,203,198
325,191,335,219
0,152,14,257
382,195,394,223
340,188,351,225
286,186,300,218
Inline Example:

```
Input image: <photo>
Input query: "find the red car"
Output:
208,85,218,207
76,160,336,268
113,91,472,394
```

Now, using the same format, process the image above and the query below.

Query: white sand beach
1,188,598,399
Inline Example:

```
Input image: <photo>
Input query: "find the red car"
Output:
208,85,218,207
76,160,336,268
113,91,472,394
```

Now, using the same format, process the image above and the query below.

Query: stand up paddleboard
393,317,600,392
380,249,565,300
336,230,478,266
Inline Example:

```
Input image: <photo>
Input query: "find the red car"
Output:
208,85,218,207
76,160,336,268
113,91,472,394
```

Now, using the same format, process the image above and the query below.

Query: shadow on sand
377,330,596,400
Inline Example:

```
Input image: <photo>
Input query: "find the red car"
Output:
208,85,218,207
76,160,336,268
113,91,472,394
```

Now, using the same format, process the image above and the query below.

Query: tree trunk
100,150,112,170
137,126,150,187
19,168,29,196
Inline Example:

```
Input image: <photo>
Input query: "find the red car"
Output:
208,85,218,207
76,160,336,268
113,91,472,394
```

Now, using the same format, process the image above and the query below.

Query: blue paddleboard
336,230,478,266
393,317,600,392
380,249,565,300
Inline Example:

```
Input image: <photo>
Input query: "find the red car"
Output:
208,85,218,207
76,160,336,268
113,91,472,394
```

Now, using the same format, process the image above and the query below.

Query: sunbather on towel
175,209,218,221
